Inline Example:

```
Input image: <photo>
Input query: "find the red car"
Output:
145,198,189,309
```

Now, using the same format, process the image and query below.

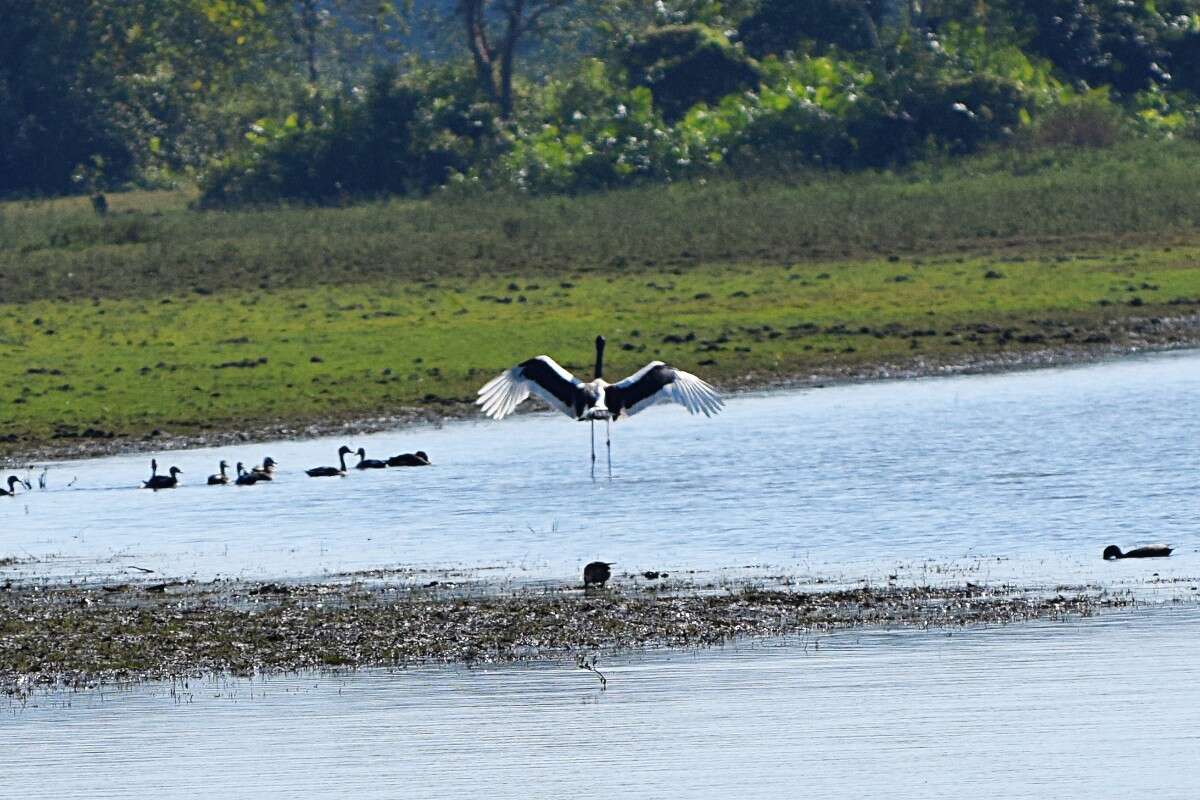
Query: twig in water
575,653,608,690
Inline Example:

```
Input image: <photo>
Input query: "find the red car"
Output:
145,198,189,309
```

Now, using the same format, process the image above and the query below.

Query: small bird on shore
354,448,387,470
235,462,263,486
1103,544,1173,560
207,460,231,485
306,445,353,477
143,466,182,490
583,561,613,588
1,476,32,496
387,450,431,467
251,457,277,480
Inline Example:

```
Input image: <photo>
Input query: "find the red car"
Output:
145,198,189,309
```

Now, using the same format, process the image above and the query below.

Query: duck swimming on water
1103,544,1173,560
251,457,277,480
207,461,231,485
235,462,263,486
306,446,352,477
387,451,430,467
143,466,182,490
1,476,32,496
354,448,387,470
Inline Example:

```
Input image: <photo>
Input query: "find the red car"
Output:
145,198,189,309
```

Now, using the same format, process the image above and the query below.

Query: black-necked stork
477,335,722,476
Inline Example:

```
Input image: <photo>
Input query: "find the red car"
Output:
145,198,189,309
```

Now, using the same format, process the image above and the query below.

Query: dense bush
200,68,493,206
738,0,887,58
621,25,761,122
0,0,137,195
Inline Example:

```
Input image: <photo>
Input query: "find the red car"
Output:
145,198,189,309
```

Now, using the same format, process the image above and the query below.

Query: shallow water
2,350,1199,587
7,607,1200,798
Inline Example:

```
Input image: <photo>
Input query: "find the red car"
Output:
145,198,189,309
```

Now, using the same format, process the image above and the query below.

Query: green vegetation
8,1,1200,202
4,146,1200,454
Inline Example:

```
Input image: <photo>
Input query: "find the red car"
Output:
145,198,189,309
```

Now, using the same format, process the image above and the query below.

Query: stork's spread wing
477,356,582,420
606,361,723,418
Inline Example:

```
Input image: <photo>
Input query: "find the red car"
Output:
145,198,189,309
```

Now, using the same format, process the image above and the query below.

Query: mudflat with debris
0,576,1134,697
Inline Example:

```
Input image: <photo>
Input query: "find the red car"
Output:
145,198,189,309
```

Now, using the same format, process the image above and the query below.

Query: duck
386,450,431,467
1103,544,1173,560
354,448,387,470
143,466,182,490
1,476,32,496
583,561,613,588
306,446,353,477
251,457,277,480
235,462,263,486
207,460,231,485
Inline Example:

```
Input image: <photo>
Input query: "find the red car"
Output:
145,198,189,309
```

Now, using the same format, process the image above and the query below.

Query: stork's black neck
594,336,606,379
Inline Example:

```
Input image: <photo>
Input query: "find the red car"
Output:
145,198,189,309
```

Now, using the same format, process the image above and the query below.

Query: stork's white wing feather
613,362,724,418
476,356,580,420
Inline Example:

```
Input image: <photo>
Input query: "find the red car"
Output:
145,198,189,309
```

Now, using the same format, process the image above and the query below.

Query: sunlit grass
3,242,1199,450
4,142,1200,305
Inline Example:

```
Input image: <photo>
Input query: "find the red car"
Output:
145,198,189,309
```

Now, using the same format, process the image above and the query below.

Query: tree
459,0,575,118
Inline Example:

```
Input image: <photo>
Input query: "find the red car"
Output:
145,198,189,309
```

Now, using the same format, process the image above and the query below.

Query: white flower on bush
952,102,976,118
615,104,627,119
572,110,585,121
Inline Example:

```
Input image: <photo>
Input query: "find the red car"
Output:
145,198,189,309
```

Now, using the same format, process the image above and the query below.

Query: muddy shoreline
4,314,1200,465
0,574,1141,696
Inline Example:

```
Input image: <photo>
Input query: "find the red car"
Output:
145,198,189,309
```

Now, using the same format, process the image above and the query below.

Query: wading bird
306,446,353,477
1103,544,1173,560
207,461,231,485
387,450,430,467
1,476,32,496
477,335,722,476
355,448,387,470
143,466,182,490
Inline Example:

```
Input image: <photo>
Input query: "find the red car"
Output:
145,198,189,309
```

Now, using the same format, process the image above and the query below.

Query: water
7,607,1200,798
3,349,1199,588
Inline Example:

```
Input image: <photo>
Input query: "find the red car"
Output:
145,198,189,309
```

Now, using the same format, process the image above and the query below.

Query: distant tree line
4,0,1200,201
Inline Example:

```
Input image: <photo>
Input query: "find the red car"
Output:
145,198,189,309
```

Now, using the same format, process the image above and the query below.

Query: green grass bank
3,145,1200,458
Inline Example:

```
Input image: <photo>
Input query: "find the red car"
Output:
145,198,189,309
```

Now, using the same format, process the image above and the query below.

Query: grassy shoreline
5,146,1200,460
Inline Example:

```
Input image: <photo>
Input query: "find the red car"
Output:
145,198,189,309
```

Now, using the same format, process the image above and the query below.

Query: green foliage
738,0,888,58
620,24,761,121
200,66,493,204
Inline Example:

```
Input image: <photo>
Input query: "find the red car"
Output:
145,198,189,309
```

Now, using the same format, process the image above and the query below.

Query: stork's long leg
590,419,596,480
606,417,612,479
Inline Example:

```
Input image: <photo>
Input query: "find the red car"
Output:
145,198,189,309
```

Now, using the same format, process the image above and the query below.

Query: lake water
2,349,1198,591
7,606,1199,799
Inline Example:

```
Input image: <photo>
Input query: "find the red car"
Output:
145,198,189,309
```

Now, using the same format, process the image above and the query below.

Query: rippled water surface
8,607,1200,799
2,350,1199,586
